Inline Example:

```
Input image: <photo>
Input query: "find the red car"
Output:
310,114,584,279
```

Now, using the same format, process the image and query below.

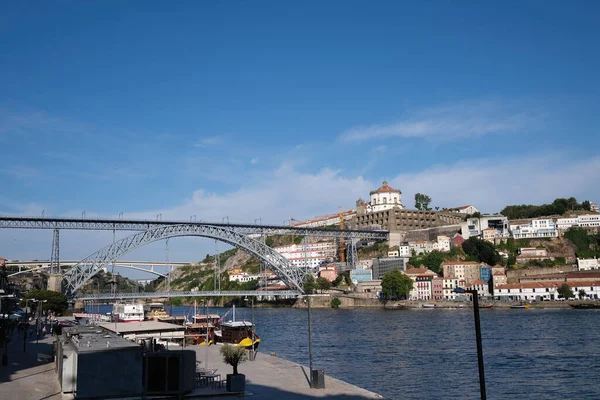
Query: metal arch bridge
62,224,307,296
0,216,388,240
75,290,302,301
8,263,169,279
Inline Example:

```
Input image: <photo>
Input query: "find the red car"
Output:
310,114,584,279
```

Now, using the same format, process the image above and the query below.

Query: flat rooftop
63,326,140,353
100,321,186,334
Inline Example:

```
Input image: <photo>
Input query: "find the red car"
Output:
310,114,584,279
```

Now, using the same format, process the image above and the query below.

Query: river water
86,305,600,399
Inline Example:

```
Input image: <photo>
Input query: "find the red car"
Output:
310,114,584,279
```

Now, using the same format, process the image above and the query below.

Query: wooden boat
479,304,494,309
215,305,260,350
145,303,170,321
510,304,530,309
569,303,600,309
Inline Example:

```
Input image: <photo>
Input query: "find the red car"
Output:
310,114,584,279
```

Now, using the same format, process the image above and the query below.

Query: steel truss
75,290,302,301
0,216,388,240
63,224,308,296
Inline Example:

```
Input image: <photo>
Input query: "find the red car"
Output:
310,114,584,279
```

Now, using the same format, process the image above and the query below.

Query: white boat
112,303,145,322
422,303,436,308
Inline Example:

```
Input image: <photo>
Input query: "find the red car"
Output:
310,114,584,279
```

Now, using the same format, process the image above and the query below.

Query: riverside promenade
1,325,382,400
191,344,384,399
0,325,67,400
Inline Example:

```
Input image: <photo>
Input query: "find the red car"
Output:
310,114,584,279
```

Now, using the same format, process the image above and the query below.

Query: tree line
501,197,592,220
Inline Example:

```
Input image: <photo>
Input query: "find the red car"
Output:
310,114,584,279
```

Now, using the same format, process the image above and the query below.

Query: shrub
220,344,248,375
331,298,341,308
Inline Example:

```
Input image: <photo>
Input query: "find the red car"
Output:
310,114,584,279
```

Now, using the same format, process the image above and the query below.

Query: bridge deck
0,216,388,239
75,290,302,301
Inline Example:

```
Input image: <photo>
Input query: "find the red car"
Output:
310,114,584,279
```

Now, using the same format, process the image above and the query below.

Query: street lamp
222,216,229,224
454,287,486,400
303,294,316,388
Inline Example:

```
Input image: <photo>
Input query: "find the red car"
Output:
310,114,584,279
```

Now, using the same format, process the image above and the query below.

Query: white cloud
250,158,259,165
392,153,600,213
340,99,544,143
1,153,598,271
194,136,224,148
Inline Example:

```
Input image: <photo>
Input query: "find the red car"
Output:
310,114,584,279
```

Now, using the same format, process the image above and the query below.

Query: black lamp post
454,287,486,400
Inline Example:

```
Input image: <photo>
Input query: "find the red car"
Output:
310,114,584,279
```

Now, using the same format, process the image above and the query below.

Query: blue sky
1,1,600,273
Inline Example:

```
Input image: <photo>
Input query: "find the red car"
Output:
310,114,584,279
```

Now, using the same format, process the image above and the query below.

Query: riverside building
273,240,337,272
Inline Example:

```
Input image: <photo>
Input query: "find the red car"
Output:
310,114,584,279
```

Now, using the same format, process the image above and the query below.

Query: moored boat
215,305,260,350
479,304,494,309
145,303,170,321
112,302,145,322
422,303,436,308
510,304,530,309
570,303,600,309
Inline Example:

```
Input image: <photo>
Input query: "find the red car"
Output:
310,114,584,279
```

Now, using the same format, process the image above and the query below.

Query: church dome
370,180,401,195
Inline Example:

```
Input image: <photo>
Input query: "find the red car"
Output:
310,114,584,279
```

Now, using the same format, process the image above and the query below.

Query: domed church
356,180,404,214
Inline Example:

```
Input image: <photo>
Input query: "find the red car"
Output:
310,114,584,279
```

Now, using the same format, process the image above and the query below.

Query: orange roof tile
370,180,400,195
442,261,481,265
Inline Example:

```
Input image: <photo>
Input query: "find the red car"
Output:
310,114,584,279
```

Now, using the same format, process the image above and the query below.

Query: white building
510,218,558,239
357,181,404,214
229,272,261,283
291,210,355,228
273,240,337,272
496,281,600,301
469,280,490,297
449,205,479,215
405,268,437,300
461,215,510,239
556,214,600,230
591,202,599,213
495,282,560,301
577,258,600,271
578,214,600,228
443,278,466,300
408,236,452,255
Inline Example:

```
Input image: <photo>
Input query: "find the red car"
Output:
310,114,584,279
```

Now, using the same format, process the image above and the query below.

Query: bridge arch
62,224,306,295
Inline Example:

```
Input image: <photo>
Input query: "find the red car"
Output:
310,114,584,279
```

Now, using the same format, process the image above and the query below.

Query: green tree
581,200,591,211
564,227,591,253
303,274,316,294
462,237,501,266
414,193,432,211
423,251,445,274
316,277,332,293
381,270,413,300
22,290,68,314
557,283,574,299
330,297,341,308
578,289,587,299
170,296,183,306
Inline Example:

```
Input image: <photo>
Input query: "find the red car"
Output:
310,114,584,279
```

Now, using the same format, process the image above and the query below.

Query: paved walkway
0,325,68,400
0,326,383,400
191,345,384,399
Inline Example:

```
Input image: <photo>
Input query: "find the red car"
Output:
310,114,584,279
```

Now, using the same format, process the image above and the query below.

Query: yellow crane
290,218,302,243
339,206,345,262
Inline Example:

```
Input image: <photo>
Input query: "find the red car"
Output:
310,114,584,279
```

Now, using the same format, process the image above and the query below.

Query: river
86,304,600,399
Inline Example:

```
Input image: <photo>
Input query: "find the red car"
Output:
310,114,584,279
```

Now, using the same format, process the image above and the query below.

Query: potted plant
220,344,248,392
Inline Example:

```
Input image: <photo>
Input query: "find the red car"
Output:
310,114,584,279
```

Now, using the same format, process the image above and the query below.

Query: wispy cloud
0,107,90,138
2,153,599,264
250,158,259,165
0,166,40,179
339,99,544,143
194,135,225,148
